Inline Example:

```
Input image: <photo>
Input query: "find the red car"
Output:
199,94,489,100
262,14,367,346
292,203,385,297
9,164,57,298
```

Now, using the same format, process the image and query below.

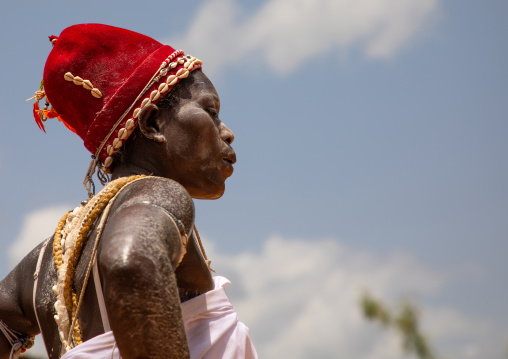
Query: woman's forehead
189,72,220,103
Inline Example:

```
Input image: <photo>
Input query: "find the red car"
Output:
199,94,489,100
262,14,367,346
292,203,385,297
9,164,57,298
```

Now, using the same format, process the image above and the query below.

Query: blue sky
1,1,507,358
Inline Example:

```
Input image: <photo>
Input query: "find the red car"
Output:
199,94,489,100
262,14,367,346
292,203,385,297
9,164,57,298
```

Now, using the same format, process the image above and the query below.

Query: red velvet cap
43,24,202,170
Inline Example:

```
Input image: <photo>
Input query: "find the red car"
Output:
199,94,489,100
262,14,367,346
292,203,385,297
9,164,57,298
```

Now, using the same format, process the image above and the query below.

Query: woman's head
113,70,236,200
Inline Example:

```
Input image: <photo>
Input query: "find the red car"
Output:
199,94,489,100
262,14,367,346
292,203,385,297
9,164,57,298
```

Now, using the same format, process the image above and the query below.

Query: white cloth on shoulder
60,276,257,359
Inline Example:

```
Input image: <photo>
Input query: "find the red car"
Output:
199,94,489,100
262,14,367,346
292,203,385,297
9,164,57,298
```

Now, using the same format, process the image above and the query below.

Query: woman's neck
111,163,156,180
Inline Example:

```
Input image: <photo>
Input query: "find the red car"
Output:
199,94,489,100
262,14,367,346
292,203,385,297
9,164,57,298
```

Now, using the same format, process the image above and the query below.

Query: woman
0,24,256,359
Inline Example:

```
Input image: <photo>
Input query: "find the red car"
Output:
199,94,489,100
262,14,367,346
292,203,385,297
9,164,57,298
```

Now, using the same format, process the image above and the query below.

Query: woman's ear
137,104,166,143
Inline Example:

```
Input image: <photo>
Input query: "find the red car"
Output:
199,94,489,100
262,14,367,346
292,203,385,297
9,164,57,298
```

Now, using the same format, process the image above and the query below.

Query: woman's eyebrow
200,94,220,109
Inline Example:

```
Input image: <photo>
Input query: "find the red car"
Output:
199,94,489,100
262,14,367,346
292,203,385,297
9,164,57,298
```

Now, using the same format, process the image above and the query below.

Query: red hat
36,24,202,194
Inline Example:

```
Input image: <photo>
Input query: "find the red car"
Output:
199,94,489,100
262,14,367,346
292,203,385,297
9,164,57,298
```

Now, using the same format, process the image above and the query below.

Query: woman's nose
220,123,235,145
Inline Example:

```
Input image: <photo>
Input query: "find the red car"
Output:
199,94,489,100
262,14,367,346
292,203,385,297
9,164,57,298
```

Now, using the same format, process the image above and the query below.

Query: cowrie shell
119,128,129,140
113,138,122,149
168,77,179,86
91,88,102,98
104,156,113,167
125,119,135,130
64,72,74,81
82,80,93,90
133,108,140,119
158,83,168,93
150,90,160,102
166,75,176,85
141,98,150,108
72,76,83,85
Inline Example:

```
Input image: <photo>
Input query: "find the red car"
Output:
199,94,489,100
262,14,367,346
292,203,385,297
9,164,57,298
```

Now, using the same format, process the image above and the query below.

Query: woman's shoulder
108,176,195,231
120,175,189,196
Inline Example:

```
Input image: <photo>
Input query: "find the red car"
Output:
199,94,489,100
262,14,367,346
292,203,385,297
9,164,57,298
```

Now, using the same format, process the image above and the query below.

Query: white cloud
423,307,507,359
8,204,71,268
168,0,439,75
204,235,508,359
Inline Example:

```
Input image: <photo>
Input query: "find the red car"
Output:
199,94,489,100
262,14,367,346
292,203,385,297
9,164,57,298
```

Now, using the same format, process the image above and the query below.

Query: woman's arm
98,193,192,358
0,242,44,359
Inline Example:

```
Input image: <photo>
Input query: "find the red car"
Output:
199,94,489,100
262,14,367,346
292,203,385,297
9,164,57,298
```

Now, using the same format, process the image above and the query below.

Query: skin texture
0,70,235,359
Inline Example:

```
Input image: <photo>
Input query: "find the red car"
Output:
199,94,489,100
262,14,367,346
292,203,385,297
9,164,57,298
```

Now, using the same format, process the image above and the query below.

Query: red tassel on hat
59,119,77,134
57,116,77,134
39,108,77,134
32,102,46,133
41,108,59,119
28,79,76,134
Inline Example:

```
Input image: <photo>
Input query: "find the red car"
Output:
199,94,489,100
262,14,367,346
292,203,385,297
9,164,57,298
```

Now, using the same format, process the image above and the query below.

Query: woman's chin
188,183,225,200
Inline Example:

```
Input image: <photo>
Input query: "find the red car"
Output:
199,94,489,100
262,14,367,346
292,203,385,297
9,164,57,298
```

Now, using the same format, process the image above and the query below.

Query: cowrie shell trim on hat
64,72,103,99
125,119,135,130
96,53,202,171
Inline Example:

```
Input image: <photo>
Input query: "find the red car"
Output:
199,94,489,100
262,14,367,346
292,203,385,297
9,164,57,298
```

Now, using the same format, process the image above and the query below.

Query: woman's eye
207,108,218,118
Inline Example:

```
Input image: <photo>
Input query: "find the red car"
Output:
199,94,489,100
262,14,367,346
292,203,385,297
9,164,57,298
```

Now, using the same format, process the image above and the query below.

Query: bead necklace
52,175,146,352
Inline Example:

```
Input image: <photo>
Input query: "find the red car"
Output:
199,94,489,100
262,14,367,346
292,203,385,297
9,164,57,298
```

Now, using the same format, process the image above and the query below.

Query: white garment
60,276,257,359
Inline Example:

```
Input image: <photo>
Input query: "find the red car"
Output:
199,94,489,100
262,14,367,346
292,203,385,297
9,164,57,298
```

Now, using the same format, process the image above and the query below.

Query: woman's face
159,71,236,199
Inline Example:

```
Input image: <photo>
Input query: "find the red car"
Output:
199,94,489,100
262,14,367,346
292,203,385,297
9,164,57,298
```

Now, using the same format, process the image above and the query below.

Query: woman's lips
222,157,235,177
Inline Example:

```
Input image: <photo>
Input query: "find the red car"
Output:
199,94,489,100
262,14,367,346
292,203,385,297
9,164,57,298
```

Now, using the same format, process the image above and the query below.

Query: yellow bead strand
53,175,146,347
53,212,70,270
